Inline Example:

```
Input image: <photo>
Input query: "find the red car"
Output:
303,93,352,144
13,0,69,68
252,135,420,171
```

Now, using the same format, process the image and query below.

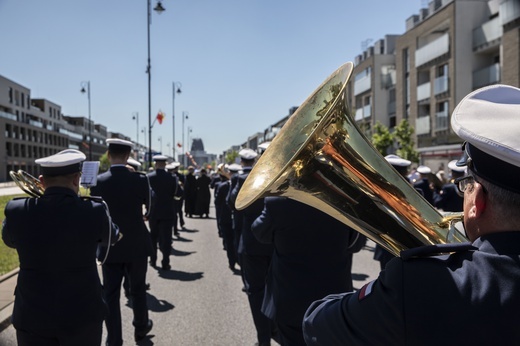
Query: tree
371,121,394,156
99,152,110,172
225,150,239,164
394,119,420,163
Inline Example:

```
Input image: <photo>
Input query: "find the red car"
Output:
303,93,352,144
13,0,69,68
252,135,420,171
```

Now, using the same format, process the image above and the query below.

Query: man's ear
473,184,487,217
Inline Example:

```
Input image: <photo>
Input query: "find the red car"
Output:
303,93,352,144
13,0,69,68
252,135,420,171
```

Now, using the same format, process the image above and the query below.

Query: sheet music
81,161,100,187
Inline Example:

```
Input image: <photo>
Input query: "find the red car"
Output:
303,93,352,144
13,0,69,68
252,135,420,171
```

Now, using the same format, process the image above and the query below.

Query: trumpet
235,62,467,257
9,170,44,198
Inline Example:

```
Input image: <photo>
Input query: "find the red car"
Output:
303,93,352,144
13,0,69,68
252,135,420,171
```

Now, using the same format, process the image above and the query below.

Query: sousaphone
235,62,467,257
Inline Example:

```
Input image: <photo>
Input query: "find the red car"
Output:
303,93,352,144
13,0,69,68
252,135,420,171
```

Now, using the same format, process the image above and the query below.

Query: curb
0,268,19,284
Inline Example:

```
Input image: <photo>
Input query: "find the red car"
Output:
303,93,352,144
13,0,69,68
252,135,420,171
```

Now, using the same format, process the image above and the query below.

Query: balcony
473,63,500,89
29,120,44,128
354,74,371,96
417,82,431,101
435,109,449,131
0,110,17,121
473,16,502,51
501,0,520,26
354,104,372,122
415,33,449,67
416,115,431,135
434,75,449,95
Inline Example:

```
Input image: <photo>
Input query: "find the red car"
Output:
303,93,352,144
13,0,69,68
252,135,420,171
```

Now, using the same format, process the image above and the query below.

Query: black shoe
134,319,153,341
149,260,157,268
162,264,171,270
174,230,180,236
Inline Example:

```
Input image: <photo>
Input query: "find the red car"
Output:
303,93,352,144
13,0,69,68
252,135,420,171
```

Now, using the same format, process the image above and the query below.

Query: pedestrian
2,149,120,346
229,148,276,346
184,166,197,218
303,84,520,345
147,155,180,270
433,159,466,212
252,197,366,346
195,168,211,218
90,139,154,344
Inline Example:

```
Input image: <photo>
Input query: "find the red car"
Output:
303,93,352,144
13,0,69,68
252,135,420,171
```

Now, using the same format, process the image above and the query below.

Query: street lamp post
146,0,166,167
141,127,147,161
80,81,92,161
182,111,189,167
172,81,182,162
132,112,139,160
158,136,162,154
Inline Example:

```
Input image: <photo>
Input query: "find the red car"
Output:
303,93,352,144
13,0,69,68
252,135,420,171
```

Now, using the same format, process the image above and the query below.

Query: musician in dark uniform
214,164,238,271
184,166,197,218
147,155,180,270
433,159,466,212
413,165,434,204
2,149,120,346
168,161,185,231
229,148,275,346
303,84,520,345
252,197,366,346
226,163,243,269
90,139,153,345
373,154,414,270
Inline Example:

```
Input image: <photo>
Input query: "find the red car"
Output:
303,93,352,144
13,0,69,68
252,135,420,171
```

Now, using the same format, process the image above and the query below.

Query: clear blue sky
0,0,423,156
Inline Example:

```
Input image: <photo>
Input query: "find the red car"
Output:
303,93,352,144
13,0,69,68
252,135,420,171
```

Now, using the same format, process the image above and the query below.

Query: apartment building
0,75,130,182
346,0,520,171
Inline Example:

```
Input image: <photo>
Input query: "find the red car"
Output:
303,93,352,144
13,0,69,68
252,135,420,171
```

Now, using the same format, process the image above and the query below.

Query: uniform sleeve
303,258,406,345
2,201,17,248
251,200,275,244
96,202,120,246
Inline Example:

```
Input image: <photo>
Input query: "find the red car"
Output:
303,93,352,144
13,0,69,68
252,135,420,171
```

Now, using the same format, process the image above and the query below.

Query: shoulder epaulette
400,242,477,261
81,195,105,203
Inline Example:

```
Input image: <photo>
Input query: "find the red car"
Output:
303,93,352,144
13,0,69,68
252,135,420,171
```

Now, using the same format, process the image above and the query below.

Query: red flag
156,111,165,124
177,142,182,148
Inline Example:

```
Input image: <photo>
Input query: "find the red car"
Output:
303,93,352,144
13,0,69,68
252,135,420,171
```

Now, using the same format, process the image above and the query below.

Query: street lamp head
154,1,165,14
81,87,86,94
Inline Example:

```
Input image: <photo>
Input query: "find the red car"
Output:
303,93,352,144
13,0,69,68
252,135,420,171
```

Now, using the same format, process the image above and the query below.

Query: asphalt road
0,198,381,346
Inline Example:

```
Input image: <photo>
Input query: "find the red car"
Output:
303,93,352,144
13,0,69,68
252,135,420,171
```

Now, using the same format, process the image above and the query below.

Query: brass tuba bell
235,62,467,257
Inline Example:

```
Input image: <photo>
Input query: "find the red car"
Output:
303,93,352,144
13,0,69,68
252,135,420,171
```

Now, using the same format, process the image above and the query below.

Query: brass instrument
235,62,467,257
9,170,44,197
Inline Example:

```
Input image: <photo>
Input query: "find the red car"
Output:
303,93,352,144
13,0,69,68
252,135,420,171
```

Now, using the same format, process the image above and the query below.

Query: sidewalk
0,268,18,327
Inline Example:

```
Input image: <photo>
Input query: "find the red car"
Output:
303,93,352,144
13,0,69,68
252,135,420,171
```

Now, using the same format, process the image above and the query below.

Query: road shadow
173,235,193,243
179,227,198,234
171,248,195,257
125,292,174,313
136,334,155,345
352,273,370,282
158,269,204,282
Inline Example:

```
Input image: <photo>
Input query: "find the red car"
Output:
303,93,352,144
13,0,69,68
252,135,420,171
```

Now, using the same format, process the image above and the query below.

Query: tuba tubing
9,170,44,198
235,62,467,257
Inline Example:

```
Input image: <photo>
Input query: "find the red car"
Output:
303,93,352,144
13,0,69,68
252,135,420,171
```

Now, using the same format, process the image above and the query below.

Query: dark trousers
174,199,185,228
276,319,306,346
242,253,273,344
221,222,237,267
102,260,149,346
149,218,174,267
16,321,102,346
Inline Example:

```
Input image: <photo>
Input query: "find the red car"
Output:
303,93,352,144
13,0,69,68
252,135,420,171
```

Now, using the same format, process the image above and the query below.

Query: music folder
81,161,100,187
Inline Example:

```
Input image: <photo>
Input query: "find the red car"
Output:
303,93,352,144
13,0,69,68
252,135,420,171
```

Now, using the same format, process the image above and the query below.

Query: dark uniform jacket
229,167,273,256
91,166,152,262
433,181,464,212
252,197,366,325
413,177,433,205
303,232,520,345
147,168,179,220
1,187,119,330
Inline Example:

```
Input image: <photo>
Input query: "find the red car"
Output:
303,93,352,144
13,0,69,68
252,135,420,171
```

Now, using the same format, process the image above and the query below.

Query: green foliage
0,194,23,275
99,152,110,172
371,121,394,156
394,119,420,163
225,150,239,164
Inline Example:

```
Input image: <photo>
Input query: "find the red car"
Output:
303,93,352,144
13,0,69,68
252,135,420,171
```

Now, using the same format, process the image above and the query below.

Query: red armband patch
358,280,375,301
